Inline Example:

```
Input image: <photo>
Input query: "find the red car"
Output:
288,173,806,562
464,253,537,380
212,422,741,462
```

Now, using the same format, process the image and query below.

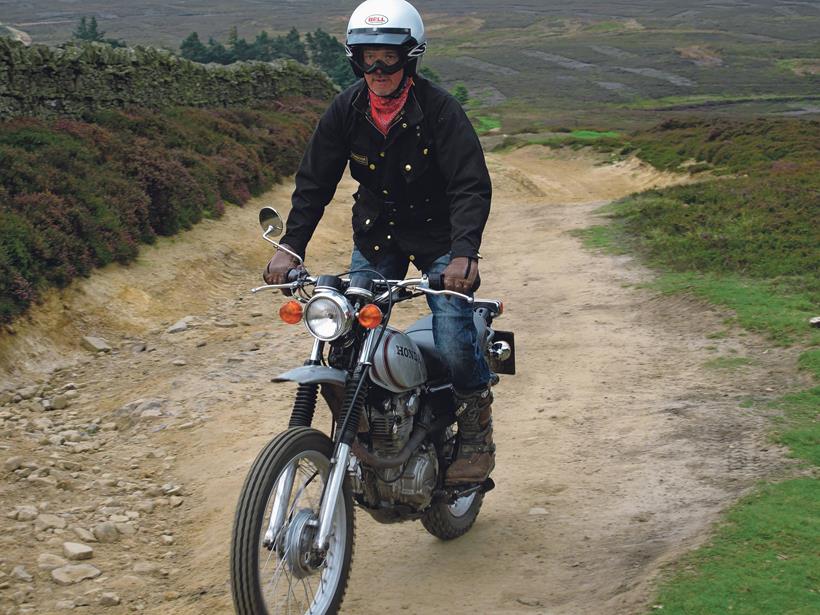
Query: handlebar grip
428,273,481,293
286,268,302,283
428,273,445,291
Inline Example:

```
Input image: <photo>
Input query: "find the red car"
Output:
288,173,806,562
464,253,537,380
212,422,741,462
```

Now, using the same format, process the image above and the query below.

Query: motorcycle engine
350,391,438,511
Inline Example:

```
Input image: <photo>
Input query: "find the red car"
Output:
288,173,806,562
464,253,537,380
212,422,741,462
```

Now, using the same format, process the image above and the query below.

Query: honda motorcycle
230,207,515,614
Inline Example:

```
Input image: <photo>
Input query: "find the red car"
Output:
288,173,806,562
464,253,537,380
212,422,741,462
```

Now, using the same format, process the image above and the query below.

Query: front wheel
231,427,354,615
421,491,484,540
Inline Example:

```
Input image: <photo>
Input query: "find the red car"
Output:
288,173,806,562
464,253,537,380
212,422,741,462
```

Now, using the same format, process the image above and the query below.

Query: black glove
442,256,479,294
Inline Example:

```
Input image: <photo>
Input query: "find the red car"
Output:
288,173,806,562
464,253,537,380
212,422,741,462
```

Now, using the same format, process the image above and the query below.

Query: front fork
265,329,379,553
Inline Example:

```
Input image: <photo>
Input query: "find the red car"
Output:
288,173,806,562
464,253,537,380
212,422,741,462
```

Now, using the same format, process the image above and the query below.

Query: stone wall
0,39,336,118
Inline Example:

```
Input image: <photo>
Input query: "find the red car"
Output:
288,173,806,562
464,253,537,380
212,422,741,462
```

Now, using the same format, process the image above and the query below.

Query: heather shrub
0,100,319,322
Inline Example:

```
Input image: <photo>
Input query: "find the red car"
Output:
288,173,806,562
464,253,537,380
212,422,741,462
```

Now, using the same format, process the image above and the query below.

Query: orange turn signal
357,304,383,329
279,300,303,325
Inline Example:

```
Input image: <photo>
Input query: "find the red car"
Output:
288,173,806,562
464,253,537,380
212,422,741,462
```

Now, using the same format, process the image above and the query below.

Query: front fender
271,366,347,387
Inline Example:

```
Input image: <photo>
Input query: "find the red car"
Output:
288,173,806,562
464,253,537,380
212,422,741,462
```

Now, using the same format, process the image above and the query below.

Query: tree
73,16,105,42
453,83,469,106
306,29,355,88
283,27,308,64
180,32,208,63
418,66,441,83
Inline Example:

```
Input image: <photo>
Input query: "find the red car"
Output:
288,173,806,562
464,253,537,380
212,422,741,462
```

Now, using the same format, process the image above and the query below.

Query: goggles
353,48,407,75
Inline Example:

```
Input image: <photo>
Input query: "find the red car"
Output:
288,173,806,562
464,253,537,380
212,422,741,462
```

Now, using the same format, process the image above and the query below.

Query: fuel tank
369,328,427,393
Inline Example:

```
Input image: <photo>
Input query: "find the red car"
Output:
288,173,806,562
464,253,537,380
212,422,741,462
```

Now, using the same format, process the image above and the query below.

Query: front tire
421,491,484,540
231,427,354,615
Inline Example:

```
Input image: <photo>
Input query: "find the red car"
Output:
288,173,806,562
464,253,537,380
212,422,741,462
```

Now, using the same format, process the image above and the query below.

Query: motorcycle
230,207,516,614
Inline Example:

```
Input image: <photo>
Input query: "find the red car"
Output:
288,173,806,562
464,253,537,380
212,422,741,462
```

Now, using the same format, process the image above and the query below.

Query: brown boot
445,388,495,485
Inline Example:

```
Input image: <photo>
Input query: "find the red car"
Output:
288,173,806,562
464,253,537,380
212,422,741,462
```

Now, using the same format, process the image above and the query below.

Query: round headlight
304,291,353,341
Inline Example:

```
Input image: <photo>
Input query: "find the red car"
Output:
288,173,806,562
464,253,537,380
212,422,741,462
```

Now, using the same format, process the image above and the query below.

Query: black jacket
280,76,492,269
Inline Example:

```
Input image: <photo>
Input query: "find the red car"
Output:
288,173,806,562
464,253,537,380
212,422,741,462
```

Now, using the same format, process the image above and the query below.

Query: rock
18,385,38,400
55,599,76,609
14,505,39,521
135,500,155,514
169,496,183,508
166,318,192,334
109,514,129,523
51,395,69,410
99,592,121,606
131,342,148,352
160,535,174,545
114,522,137,535
132,561,159,575
81,337,112,353
92,522,119,543
4,456,24,472
72,527,97,542
0,390,12,405
214,320,238,328
35,513,67,531
63,542,94,561
171,359,187,366
528,507,549,516
11,566,33,582
38,553,68,571
51,563,101,585
162,483,182,496
32,417,53,431
196,340,207,348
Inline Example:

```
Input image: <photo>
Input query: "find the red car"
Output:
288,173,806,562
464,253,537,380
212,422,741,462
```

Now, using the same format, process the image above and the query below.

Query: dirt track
0,148,804,614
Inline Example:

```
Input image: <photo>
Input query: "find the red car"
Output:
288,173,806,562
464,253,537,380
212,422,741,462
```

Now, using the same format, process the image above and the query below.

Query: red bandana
368,77,414,136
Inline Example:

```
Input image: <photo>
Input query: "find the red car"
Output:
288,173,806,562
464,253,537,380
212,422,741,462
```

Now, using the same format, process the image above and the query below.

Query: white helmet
345,0,427,78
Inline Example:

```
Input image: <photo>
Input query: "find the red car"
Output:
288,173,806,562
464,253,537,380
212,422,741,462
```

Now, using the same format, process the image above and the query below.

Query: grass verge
572,116,819,614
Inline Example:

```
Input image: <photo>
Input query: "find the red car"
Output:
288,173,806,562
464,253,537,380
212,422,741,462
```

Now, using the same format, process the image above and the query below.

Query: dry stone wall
0,39,336,119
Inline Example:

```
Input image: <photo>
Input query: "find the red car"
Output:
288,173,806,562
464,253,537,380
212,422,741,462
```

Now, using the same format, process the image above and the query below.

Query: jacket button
365,218,371,225
389,221,395,226
382,189,389,195
379,152,385,158
408,254,415,261
401,123,408,128
387,235,392,240
404,164,412,172
374,245,380,251
426,218,433,222
369,163,376,170
423,148,429,155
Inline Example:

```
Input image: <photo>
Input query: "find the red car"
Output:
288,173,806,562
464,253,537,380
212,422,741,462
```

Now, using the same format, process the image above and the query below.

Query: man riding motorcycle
264,0,495,485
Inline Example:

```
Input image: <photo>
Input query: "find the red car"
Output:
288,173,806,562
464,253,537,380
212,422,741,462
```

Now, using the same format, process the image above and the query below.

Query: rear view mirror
259,207,283,237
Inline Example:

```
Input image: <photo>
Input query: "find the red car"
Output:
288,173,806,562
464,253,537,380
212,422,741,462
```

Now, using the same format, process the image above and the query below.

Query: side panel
369,328,427,393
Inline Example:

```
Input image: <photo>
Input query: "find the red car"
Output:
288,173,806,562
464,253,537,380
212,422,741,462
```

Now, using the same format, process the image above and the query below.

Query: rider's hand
263,244,299,286
442,256,479,294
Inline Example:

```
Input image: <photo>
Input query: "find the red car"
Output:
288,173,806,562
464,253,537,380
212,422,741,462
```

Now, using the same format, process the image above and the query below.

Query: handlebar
252,273,473,304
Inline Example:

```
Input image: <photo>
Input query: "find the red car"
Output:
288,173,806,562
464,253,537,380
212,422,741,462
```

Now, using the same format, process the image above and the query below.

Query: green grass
470,115,501,134
703,356,754,370
771,385,820,466
623,94,820,111
652,479,820,615
569,117,820,614
650,273,819,347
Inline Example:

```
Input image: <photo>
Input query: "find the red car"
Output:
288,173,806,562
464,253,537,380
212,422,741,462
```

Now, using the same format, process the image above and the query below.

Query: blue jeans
350,248,491,392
